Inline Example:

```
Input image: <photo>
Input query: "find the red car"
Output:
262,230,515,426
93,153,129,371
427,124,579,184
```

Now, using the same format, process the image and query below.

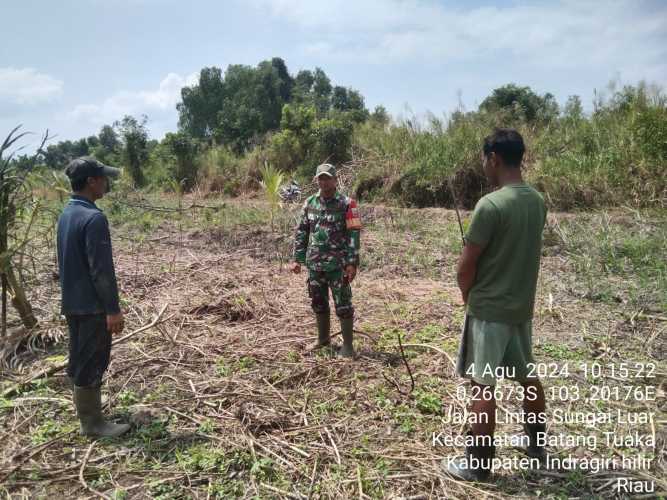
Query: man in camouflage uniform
291,164,361,358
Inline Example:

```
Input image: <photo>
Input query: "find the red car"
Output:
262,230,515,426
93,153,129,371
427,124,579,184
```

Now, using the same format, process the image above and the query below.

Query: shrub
163,132,200,191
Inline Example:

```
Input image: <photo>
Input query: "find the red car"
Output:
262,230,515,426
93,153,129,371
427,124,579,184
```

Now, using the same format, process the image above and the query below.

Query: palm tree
260,163,285,234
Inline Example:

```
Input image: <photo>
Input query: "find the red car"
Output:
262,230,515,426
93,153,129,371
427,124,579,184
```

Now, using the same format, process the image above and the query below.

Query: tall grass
138,81,665,211
351,82,666,210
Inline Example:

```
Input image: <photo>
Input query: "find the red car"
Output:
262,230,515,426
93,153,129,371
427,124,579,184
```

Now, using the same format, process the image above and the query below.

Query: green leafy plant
259,162,284,233
414,389,443,415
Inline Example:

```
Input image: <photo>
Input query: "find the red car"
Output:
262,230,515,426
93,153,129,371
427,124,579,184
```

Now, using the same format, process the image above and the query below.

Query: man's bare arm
457,242,485,304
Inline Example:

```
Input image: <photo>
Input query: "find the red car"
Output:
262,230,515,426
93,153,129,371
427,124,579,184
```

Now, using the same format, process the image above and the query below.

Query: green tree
43,140,75,169
312,115,353,166
175,59,369,153
370,105,390,126
98,124,120,152
116,115,149,187
93,124,120,165
86,135,100,149
177,67,225,140
293,69,314,103
312,67,332,116
563,95,584,121
331,86,369,123
163,132,200,190
480,84,559,122
216,59,294,152
71,138,90,157
268,104,317,170
215,64,263,151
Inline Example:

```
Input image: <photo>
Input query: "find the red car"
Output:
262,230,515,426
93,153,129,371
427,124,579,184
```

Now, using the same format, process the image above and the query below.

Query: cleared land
1,193,665,499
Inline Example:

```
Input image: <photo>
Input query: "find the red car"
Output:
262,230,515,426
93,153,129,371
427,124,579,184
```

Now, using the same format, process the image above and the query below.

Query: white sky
1,0,665,150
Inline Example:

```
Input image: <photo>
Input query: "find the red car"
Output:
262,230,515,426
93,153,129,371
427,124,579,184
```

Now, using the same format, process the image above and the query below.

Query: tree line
37,58,390,189
16,58,665,208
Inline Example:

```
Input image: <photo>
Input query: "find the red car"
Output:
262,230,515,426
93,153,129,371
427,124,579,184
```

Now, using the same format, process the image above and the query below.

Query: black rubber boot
313,312,331,348
74,384,130,438
524,423,547,461
338,316,355,358
442,433,495,482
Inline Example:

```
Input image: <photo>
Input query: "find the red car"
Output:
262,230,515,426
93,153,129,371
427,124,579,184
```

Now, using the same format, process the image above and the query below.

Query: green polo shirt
466,183,546,324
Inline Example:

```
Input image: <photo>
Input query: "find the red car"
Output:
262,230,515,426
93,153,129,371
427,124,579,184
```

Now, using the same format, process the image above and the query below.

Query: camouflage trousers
307,269,354,318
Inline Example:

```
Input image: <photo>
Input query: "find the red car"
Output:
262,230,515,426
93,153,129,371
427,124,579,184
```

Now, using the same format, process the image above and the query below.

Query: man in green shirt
445,129,547,481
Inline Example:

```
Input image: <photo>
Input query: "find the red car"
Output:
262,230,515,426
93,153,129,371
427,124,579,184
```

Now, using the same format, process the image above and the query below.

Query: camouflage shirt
293,191,361,272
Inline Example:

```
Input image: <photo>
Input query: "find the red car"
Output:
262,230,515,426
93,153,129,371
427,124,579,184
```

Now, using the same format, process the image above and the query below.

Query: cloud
249,0,667,80
69,71,199,134
0,67,63,105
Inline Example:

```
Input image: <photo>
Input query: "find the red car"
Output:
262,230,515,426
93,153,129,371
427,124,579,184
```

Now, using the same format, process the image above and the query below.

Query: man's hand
291,262,301,274
345,265,357,283
107,312,125,334
457,242,484,307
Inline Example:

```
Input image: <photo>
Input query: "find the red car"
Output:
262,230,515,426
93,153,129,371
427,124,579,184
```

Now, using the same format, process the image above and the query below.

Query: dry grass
0,195,665,499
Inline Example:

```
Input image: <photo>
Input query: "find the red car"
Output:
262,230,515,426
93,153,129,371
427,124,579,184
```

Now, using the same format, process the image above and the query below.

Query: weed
561,212,666,310
117,390,139,406
250,457,276,482
197,419,215,434
176,444,227,472
537,342,585,361
313,398,346,416
110,490,128,500
134,418,170,443
215,358,230,377
372,385,392,409
377,327,405,350
414,324,443,343
31,419,76,445
208,479,245,498
414,389,443,415
391,403,419,433
236,356,256,372
148,481,183,499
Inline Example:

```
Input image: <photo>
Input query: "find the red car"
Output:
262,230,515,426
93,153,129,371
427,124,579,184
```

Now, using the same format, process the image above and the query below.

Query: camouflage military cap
314,163,336,178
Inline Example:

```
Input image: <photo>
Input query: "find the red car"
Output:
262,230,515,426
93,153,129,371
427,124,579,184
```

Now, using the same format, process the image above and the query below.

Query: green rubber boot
313,312,331,349
338,316,355,358
66,376,107,405
74,385,130,438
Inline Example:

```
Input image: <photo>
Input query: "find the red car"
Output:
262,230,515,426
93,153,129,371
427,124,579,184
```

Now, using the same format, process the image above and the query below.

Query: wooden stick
397,331,415,394
325,426,341,465
79,441,110,500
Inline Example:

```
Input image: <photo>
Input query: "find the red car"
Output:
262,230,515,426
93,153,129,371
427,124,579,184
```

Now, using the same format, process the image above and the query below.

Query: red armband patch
346,199,362,230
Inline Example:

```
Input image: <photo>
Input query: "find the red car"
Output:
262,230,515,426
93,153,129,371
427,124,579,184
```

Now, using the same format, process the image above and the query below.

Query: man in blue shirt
57,156,129,437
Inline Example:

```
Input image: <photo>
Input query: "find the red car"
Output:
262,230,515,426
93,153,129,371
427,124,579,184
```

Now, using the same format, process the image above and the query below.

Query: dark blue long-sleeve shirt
57,195,120,315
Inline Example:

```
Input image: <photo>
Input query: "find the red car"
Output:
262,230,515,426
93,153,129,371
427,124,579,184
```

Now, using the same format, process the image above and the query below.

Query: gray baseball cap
314,163,336,178
65,156,120,181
